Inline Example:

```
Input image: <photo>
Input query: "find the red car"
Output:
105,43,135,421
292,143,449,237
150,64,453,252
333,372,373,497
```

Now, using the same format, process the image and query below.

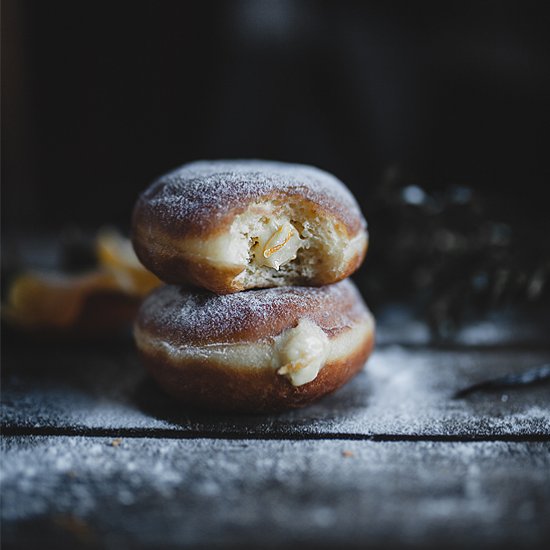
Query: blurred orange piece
96,228,160,297
2,229,161,332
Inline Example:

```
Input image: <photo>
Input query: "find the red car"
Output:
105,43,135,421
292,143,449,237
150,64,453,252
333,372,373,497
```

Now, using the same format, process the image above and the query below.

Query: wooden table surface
2,306,550,549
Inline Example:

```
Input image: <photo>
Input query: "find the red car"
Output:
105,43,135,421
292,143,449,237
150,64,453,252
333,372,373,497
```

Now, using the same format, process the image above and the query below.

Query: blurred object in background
2,0,549,331
363,167,550,339
2,229,161,337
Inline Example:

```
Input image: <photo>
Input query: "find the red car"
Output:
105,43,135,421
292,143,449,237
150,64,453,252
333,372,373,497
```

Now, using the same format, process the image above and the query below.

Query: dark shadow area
3,0,550,323
133,371,372,435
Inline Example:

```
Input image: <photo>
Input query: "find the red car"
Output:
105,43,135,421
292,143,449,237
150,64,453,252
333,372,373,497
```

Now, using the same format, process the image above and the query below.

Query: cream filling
252,219,303,270
275,319,329,385
135,317,373,387
179,212,305,271
174,203,366,279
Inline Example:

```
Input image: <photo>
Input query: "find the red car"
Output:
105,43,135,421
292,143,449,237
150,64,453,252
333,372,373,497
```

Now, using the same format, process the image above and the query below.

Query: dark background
2,0,550,314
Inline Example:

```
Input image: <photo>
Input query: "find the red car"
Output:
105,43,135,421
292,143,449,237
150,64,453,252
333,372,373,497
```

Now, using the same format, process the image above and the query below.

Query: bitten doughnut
132,160,368,294
134,279,375,412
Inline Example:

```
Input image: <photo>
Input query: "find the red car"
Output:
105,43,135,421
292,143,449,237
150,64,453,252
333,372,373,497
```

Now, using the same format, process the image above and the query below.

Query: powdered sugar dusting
135,160,366,236
137,279,370,344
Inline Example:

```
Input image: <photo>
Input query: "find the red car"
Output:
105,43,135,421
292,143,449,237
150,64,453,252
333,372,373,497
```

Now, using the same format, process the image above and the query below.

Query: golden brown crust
132,161,366,240
139,330,375,413
131,226,244,294
132,228,242,294
132,224,367,294
136,280,370,345
131,160,368,292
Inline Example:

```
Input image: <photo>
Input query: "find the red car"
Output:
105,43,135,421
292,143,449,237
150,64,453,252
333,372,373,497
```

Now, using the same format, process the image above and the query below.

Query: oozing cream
275,319,329,386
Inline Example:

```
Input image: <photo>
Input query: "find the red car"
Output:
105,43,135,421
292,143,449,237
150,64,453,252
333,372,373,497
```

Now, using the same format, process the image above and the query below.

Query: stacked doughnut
132,160,375,412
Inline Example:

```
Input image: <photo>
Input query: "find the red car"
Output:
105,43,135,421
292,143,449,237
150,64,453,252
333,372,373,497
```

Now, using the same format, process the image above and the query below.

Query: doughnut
132,160,368,294
134,279,375,412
